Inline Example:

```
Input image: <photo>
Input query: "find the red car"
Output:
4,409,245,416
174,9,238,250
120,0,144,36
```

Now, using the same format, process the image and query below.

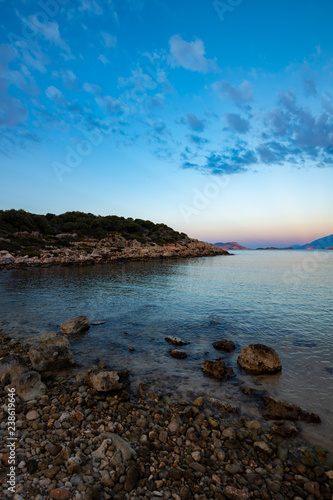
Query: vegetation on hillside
0,209,189,254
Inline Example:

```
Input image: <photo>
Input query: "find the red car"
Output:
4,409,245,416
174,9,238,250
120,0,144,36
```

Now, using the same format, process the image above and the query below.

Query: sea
0,250,332,454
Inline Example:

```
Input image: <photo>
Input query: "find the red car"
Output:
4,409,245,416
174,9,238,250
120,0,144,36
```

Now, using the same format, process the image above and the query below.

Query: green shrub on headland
0,209,189,254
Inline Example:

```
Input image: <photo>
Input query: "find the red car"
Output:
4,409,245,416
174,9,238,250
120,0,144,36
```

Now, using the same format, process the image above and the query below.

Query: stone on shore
168,349,187,359
0,355,29,385
237,344,282,374
213,339,236,352
60,315,90,335
202,359,235,380
12,371,46,401
29,337,74,372
84,368,130,392
262,395,321,423
165,336,189,346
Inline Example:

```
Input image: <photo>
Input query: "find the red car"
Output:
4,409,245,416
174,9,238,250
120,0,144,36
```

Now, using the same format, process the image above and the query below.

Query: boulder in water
237,344,282,375
202,360,234,380
60,315,90,335
262,396,321,423
213,339,235,352
168,349,188,359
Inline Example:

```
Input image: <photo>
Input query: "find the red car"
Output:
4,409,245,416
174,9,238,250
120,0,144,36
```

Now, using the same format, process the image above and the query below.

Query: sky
0,0,333,247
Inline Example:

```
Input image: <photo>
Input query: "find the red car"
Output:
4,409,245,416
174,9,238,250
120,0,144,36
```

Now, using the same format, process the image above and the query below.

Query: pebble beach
1,325,333,500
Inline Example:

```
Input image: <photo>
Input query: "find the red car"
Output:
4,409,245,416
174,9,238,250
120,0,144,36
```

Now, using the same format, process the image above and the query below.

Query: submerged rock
213,339,236,352
29,337,74,372
60,315,90,335
168,349,188,359
270,420,299,438
207,397,240,414
165,336,189,346
202,359,234,380
84,368,130,392
262,396,321,423
237,344,282,375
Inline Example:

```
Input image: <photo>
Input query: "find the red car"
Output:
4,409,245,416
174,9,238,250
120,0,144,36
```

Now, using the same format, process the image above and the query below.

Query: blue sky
1,0,333,247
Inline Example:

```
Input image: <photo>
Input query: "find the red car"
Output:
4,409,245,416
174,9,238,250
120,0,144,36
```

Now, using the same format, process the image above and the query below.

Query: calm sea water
0,250,332,452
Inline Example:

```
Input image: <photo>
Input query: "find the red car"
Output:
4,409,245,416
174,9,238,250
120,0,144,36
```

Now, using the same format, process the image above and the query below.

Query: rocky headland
0,210,229,270
1,318,333,499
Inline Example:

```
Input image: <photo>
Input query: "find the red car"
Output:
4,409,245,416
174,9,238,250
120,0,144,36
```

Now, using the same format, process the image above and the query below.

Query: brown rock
44,465,60,479
270,420,299,438
263,396,321,423
49,488,73,500
208,397,240,414
165,336,189,346
84,368,130,392
237,344,282,374
202,359,234,380
213,339,235,352
168,349,187,359
224,485,249,499
60,315,90,335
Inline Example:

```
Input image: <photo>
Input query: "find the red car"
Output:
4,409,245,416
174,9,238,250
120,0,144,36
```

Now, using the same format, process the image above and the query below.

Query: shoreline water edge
0,320,333,499
0,237,230,271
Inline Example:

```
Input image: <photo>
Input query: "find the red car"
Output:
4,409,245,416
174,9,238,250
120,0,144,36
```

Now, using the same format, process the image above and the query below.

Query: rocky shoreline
1,321,333,500
0,235,229,271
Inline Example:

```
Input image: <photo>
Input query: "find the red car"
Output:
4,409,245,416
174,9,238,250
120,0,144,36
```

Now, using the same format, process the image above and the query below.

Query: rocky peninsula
1,318,333,500
0,210,229,270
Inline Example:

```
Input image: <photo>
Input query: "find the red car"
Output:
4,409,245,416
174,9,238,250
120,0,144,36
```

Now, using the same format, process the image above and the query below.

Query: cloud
0,91,28,127
28,16,71,55
224,113,250,133
265,109,290,136
98,54,110,65
212,80,253,107
83,82,102,95
45,86,68,107
186,112,206,131
168,35,218,73
182,145,257,175
303,77,317,97
78,0,104,15
95,95,132,115
188,135,209,146
100,32,117,48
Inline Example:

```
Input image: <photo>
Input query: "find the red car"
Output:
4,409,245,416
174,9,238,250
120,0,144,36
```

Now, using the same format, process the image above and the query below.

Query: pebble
26,410,39,421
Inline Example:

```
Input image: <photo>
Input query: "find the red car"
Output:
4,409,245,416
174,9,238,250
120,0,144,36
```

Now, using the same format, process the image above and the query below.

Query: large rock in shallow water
85,369,130,392
60,315,90,335
213,339,235,352
237,344,282,375
202,360,234,380
262,396,321,423
29,337,74,372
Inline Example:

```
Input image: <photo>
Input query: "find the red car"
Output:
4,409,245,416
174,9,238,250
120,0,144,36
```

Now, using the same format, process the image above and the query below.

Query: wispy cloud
168,35,218,73
100,32,117,48
212,80,253,107
224,113,250,133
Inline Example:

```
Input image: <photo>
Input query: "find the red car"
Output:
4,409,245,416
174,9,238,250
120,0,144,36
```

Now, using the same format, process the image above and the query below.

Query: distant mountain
214,241,249,250
293,234,333,250
256,247,294,250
